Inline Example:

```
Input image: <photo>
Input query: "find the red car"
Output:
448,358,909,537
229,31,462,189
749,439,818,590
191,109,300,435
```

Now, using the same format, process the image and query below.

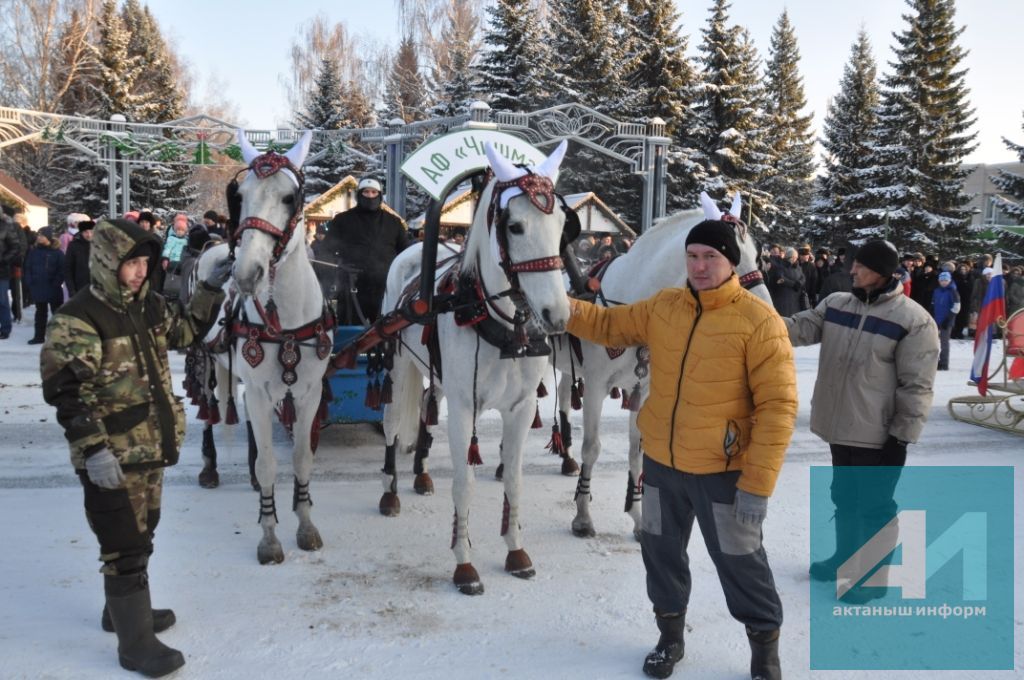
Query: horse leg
412,420,434,495
555,372,580,476
379,357,419,516
247,393,283,564
626,410,644,541
572,385,605,538
447,404,482,595
500,399,536,579
291,396,322,551
198,423,219,488
243,393,259,491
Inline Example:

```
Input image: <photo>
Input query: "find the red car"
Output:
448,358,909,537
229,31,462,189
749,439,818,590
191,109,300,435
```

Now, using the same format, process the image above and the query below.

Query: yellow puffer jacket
567,275,797,497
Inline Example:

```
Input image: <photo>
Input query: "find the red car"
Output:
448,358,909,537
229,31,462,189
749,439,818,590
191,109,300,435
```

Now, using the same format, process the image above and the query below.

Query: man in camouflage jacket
40,218,230,677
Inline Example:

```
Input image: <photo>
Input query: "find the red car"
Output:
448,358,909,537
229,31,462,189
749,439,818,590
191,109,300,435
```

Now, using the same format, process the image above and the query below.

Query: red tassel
280,393,296,427
421,323,432,346
621,390,630,410
468,435,483,465
570,382,582,410
364,380,375,409
536,381,548,398
426,391,439,426
380,374,393,404
317,393,328,423
545,424,565,455
531,405,543,429
628,384,642,412
197,398,209,421
610,386,621,399
207,399,221,425
225,396,240,425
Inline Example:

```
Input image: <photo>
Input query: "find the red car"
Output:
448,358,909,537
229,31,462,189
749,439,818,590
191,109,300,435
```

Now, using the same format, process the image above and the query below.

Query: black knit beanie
854,239,899,278
685,219,741,266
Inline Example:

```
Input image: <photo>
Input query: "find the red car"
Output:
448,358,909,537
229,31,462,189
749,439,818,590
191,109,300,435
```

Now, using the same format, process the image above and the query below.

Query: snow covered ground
0,317,1021,679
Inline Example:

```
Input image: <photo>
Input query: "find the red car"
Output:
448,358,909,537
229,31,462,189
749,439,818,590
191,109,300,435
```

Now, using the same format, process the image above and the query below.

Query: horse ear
485,142,524,182
700,191,722,220
728,192,742,219
285,130,313,168
238,129,259,165
536,140,568,183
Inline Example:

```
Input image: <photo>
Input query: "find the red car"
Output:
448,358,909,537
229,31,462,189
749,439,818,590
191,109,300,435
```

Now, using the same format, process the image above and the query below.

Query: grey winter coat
785,280,939,448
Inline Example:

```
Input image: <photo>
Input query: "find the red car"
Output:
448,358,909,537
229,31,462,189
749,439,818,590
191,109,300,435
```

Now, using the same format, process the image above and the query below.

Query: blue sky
147,0,1022,164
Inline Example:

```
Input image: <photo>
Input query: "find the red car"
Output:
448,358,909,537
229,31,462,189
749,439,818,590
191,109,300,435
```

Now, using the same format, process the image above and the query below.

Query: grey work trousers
640,457,783,631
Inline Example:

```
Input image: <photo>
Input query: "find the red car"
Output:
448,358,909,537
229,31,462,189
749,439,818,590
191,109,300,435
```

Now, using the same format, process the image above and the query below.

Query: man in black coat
323,178,410,324
798,246,818,307
64,220,95,297
0,206,26,339
770,247,806,317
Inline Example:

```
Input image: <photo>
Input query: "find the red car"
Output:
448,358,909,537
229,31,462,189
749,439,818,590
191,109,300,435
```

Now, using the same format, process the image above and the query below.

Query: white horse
381,141,572,595
194,130,333,564
552,193,772,539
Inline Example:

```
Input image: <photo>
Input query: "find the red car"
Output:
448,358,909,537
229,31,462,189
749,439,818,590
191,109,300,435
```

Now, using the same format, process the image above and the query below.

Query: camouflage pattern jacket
41,219,225,471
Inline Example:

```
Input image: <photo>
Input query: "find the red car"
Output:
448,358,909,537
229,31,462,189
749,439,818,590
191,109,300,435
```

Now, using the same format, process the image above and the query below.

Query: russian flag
971,254,1006,396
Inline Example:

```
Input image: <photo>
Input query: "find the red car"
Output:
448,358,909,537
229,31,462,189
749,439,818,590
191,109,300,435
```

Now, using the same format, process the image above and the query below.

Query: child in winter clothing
931,271,961,370
23,227,65,344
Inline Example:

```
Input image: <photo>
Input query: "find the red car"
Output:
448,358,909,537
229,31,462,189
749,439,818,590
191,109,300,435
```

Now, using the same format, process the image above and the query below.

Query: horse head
475,141,572,335
701,191,771,304
231,130,312,296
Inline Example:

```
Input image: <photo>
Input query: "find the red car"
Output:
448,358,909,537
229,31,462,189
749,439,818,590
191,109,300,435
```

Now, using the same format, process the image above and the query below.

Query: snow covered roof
304,175,360,220
0,170,47,209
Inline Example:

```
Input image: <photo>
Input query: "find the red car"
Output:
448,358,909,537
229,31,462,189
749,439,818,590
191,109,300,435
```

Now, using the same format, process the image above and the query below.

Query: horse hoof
494,463,504,481
571,524,596,539
413,473,434,496
297,528,323,551
505,549,535,579
379,492,401,517
560,457,580,476
454,563,484,595
257,542,284,565
198,466,219,489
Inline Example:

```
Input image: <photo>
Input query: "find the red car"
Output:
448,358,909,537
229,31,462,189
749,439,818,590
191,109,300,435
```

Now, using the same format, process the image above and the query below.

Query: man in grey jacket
785,239,938,602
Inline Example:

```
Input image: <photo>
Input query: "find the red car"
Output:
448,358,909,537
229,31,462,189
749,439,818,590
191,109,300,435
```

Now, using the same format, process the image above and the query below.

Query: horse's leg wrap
412,422,434,495
380,441,401,516
625,471,643,512
293,478,312,512
259,489,278,524
574,474,592,502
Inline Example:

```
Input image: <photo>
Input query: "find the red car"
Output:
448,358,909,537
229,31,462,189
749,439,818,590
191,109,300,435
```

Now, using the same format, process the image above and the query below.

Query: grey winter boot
101,603,176,634
747,627,781,680
104,572,185,678
642,612,685,679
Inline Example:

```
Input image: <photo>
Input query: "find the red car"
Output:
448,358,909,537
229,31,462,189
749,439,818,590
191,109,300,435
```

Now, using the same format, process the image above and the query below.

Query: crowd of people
7,179,1023,679
0,206,228,344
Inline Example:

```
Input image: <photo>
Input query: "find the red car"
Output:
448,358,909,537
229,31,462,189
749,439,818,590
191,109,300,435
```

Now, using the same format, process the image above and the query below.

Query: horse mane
460,178,498,274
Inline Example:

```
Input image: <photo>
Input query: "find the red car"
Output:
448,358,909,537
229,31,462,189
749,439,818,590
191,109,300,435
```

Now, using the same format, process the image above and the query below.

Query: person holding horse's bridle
567,219,796,680
39,218,232,677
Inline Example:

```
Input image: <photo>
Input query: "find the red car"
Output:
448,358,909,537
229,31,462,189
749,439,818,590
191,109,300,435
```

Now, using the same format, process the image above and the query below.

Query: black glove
880,435,908,467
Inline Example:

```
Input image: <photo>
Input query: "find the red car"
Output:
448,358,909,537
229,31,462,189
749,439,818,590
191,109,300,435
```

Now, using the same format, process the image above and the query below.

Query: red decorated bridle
486,171,566,286
231,152,305,265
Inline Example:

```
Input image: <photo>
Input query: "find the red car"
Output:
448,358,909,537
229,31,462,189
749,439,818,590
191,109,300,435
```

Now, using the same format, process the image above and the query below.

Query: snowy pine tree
427,0,480,118
863,0,977,254
476,0,551,112
621,0,704,210
547,0,625,113
120,1,195,213
812,30,882,247
295,57,349,202
383,36,429,124
990,112,1024,252
761,10,816,240
692,0,774,230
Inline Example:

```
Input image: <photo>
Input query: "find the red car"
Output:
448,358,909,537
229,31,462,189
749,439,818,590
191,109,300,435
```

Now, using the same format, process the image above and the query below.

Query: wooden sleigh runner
948,309,1024,436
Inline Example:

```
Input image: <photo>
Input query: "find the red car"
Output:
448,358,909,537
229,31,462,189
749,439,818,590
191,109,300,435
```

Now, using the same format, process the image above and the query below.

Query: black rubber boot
642,612,685,679
809,511,853,582
104,572,185,678
101,604,176,634
747,628,781,680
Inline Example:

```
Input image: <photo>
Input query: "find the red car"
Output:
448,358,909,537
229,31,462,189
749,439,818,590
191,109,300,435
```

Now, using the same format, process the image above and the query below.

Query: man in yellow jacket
568,219,797,680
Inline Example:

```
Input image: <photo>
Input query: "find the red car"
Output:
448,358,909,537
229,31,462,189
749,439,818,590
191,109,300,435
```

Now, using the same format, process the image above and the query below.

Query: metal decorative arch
0,102,668,230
